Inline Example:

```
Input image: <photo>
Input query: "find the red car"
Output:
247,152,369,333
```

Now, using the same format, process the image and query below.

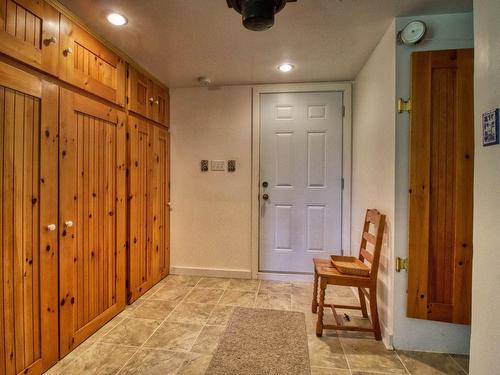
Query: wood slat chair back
358,209,386,285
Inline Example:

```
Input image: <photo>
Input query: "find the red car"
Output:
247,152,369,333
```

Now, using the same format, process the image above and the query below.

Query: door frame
251,82,352,279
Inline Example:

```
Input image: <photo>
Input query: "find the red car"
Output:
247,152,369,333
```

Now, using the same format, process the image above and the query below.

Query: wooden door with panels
0,0,59,75
58,87,127,356
407,49,473,325
0,61,59,374
59,14,126,106
127,116,170,302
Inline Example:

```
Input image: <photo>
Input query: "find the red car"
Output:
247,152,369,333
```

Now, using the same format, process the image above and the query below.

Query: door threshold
256,271,314,283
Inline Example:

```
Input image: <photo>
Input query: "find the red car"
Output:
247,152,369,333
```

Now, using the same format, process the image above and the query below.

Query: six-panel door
0,0,59,75
0,61,59,374
59,14,126,106
58,87,127,356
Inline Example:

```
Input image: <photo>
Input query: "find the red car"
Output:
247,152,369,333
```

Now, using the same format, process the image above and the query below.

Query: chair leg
312,269,319,313
369,289,382,341
316,278,326,337
358,287,368,318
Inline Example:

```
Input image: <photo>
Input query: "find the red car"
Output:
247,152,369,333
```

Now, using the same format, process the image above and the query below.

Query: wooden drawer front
0,0,59,75
0,61,59,375
127,65,151,118
59,15,125,106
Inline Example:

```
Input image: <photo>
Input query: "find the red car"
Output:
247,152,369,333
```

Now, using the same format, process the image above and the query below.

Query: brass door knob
262,193,269,201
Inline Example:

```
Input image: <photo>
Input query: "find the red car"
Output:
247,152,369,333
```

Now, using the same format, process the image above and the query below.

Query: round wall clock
398,21,427,45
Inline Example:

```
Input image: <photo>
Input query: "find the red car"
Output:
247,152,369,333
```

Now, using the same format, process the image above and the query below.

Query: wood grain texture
407,49,473,324
127,65,150,118
59,87,126,357
0,62,58,375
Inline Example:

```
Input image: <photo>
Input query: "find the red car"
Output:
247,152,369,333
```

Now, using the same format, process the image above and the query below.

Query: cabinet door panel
0,0,59,75
155,85,169,127
127,65,150,118
127,115,154,302
59,15,125,106
59,87,126,356
0,61,58,375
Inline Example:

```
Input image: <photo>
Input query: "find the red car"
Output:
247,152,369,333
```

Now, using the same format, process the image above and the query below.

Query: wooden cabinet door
127,115,154,302
58,87,127,356
0,61,59,374
127,65,151,118
0,0,59,75
154,84,169,127
407,49,473,324
151,126,170,282
59,14,126,106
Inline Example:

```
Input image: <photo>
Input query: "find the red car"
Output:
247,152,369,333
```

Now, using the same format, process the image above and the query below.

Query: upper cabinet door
155,84,169,127
0,0,59,75
59,14,125,106
127,65,150,118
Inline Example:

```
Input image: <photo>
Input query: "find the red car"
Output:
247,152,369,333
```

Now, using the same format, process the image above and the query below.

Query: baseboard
257,272,314,283
170,266,252,279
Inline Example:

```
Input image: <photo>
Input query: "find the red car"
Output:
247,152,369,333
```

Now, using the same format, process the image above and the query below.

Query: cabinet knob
63,47,73,56
149,97,155,103
64,221,74,228
154,98,160,105
44,36,57,45
47,224,56,231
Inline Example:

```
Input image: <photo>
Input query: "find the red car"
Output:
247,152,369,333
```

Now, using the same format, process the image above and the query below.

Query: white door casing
259,91,344,273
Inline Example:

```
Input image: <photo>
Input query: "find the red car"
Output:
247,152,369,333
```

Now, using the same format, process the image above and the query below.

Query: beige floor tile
219,290,257,307
177,353,213,375
56,342,137,375
127,299,177,320
327,286,357,299
292,282,314,296
227,278,260,292
144,321,203,351
341,337,407,373
44,339,96,375
138,283,165,300
184,288,224,304
167,302,216,324
164,275,201,287
152,285,193,303
89,315,125,340
195,277,231,289
450,354,469,373
101,318,162,346
118,348,190,375
255,292,291,310
207,305,234,325
308,335,349,369
398,350,466,374
191,325,226,354
311,367,350,375
292,293,314,312
259,280,292,294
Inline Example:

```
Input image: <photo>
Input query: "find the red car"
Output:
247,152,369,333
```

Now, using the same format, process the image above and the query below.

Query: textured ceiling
58,0,472,88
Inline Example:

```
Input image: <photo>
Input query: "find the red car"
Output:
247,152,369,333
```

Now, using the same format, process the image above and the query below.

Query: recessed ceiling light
107,13,127,26
277,63,294,73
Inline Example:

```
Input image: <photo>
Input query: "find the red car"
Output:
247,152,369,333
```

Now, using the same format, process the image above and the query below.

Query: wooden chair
312,209,386,340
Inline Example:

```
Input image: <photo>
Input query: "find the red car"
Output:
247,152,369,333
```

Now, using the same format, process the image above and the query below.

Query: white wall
352,20,396,347
470,0,500,372
393,13,473,353
170,86,253,278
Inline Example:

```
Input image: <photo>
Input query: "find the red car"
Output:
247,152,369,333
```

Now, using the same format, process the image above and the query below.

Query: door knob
47,224,56,231
63,47,73,56
262,193,269,201
262,181,268,188
64,221,73,228
44,36,57,45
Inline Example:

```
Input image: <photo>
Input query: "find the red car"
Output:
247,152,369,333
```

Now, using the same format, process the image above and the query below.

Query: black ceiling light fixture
227,0,297,31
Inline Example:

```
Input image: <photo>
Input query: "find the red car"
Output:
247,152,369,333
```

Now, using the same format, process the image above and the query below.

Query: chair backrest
358,209,386,282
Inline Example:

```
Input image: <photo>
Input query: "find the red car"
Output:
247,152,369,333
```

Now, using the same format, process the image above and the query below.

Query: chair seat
313,257,371,287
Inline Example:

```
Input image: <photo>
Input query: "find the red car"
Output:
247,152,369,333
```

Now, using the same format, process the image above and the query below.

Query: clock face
401,21,426,45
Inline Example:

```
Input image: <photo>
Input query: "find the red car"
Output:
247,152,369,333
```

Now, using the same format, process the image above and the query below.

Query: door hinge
126,96,129,104
397,98,412,113
342,105,345,117
396,257,408,272
341,178,345,190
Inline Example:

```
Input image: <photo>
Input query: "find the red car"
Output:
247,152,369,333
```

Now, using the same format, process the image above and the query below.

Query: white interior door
259,91,343,273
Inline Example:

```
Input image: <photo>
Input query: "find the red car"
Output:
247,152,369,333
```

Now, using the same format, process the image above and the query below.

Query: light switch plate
483,108,499,146
227,160,236,172
201,160,209,172
210,160,226,171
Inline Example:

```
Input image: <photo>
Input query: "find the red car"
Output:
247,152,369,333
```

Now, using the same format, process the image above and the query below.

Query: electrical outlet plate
210,160,226,171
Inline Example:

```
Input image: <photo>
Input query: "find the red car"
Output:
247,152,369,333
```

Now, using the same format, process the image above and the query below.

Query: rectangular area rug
206,307,311,375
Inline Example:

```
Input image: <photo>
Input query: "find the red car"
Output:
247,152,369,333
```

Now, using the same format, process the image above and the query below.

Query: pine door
0,0,59,75
58,87,127,356
127,65,151,118
0,61,59,374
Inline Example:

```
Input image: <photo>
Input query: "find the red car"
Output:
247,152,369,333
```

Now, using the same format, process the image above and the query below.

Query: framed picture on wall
482,108,499,146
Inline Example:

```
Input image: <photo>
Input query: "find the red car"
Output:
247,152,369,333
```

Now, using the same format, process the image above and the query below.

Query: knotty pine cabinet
59,14,126,106
58,88,127,356
0,61,59,375
0,0,59,76
127,115,170,303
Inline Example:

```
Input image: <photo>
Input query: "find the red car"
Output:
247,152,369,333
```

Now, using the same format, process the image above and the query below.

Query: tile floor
45,276,470,375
